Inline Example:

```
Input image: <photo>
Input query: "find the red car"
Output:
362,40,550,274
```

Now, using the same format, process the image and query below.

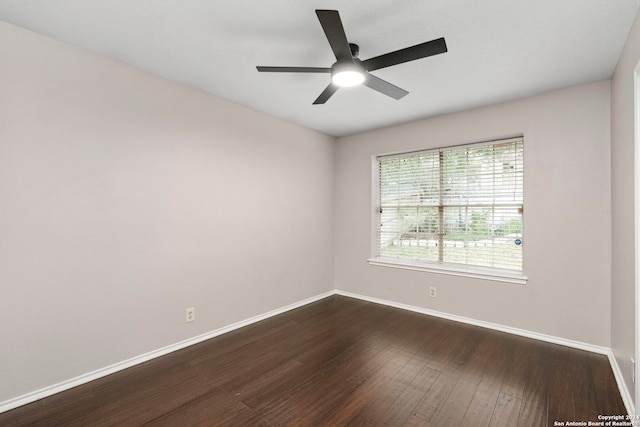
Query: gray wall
335,80,612,347
0,22,335,402
611,6,640,407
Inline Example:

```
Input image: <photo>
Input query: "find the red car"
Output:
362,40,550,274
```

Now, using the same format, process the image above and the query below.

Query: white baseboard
607,350,636,416
336,290,635,415
0,290,334,414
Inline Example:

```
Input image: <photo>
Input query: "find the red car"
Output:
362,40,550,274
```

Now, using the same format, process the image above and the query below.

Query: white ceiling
1,0,638,137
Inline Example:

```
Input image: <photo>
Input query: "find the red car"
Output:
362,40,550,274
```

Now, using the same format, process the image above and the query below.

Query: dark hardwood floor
1,295,627,426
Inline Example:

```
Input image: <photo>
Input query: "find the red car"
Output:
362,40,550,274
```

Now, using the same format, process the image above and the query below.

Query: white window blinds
377,137,524,272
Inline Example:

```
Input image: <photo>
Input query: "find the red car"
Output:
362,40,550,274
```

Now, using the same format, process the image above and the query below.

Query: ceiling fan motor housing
349,43,360,58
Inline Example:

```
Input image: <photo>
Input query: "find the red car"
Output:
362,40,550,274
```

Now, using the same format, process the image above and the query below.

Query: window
370,137,525,283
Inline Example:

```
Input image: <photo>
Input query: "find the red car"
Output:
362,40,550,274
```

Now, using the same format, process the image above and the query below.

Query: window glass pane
380,152,440,207
492,206,523,270
377,137,523,273
441,206,522,269
379,206,439,262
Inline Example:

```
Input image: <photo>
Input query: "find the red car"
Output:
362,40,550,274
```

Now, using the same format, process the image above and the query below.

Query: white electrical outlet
632,358,636,383
186,307,195,323
429,287,437,298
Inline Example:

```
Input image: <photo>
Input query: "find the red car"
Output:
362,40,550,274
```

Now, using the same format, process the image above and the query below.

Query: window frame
368,136,528,285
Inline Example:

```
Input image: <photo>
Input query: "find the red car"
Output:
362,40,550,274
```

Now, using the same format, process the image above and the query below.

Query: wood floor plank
279,352,396,425
317,350,410,426
425,378,479,426
461,378,502,427
328,357,410,423
567,347,601,421
0,295,627,426
589,352,628,416
344,311,460,426
142,387,249,426
517,362,548,427
515,338,557,427
461,332,515,427
499,335,532,400
412,370,455,422
379,366,440,425
315,324,430,424
0,385,99,427
402,414,432,426
90,360,213,426
489,392,522,427
226,358,303,404
231,316,402,425
457,329,504,386
547,349,578,425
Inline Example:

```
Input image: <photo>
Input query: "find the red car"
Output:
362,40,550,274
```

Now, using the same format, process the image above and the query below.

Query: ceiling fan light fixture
331,62,365,87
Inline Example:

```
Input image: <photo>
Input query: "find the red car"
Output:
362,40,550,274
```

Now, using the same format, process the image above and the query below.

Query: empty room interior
2,1,640,425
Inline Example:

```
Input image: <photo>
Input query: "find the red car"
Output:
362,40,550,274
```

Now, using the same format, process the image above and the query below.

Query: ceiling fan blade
362,37,447,72
315,10,353,62
363,74,409,100
256,66,331,73
313,83,339,104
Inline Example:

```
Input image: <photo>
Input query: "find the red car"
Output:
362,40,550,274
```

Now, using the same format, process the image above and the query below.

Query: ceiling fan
256,9,447,105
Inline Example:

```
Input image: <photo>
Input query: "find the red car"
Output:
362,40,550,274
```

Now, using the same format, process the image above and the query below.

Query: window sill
367,258,528,285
